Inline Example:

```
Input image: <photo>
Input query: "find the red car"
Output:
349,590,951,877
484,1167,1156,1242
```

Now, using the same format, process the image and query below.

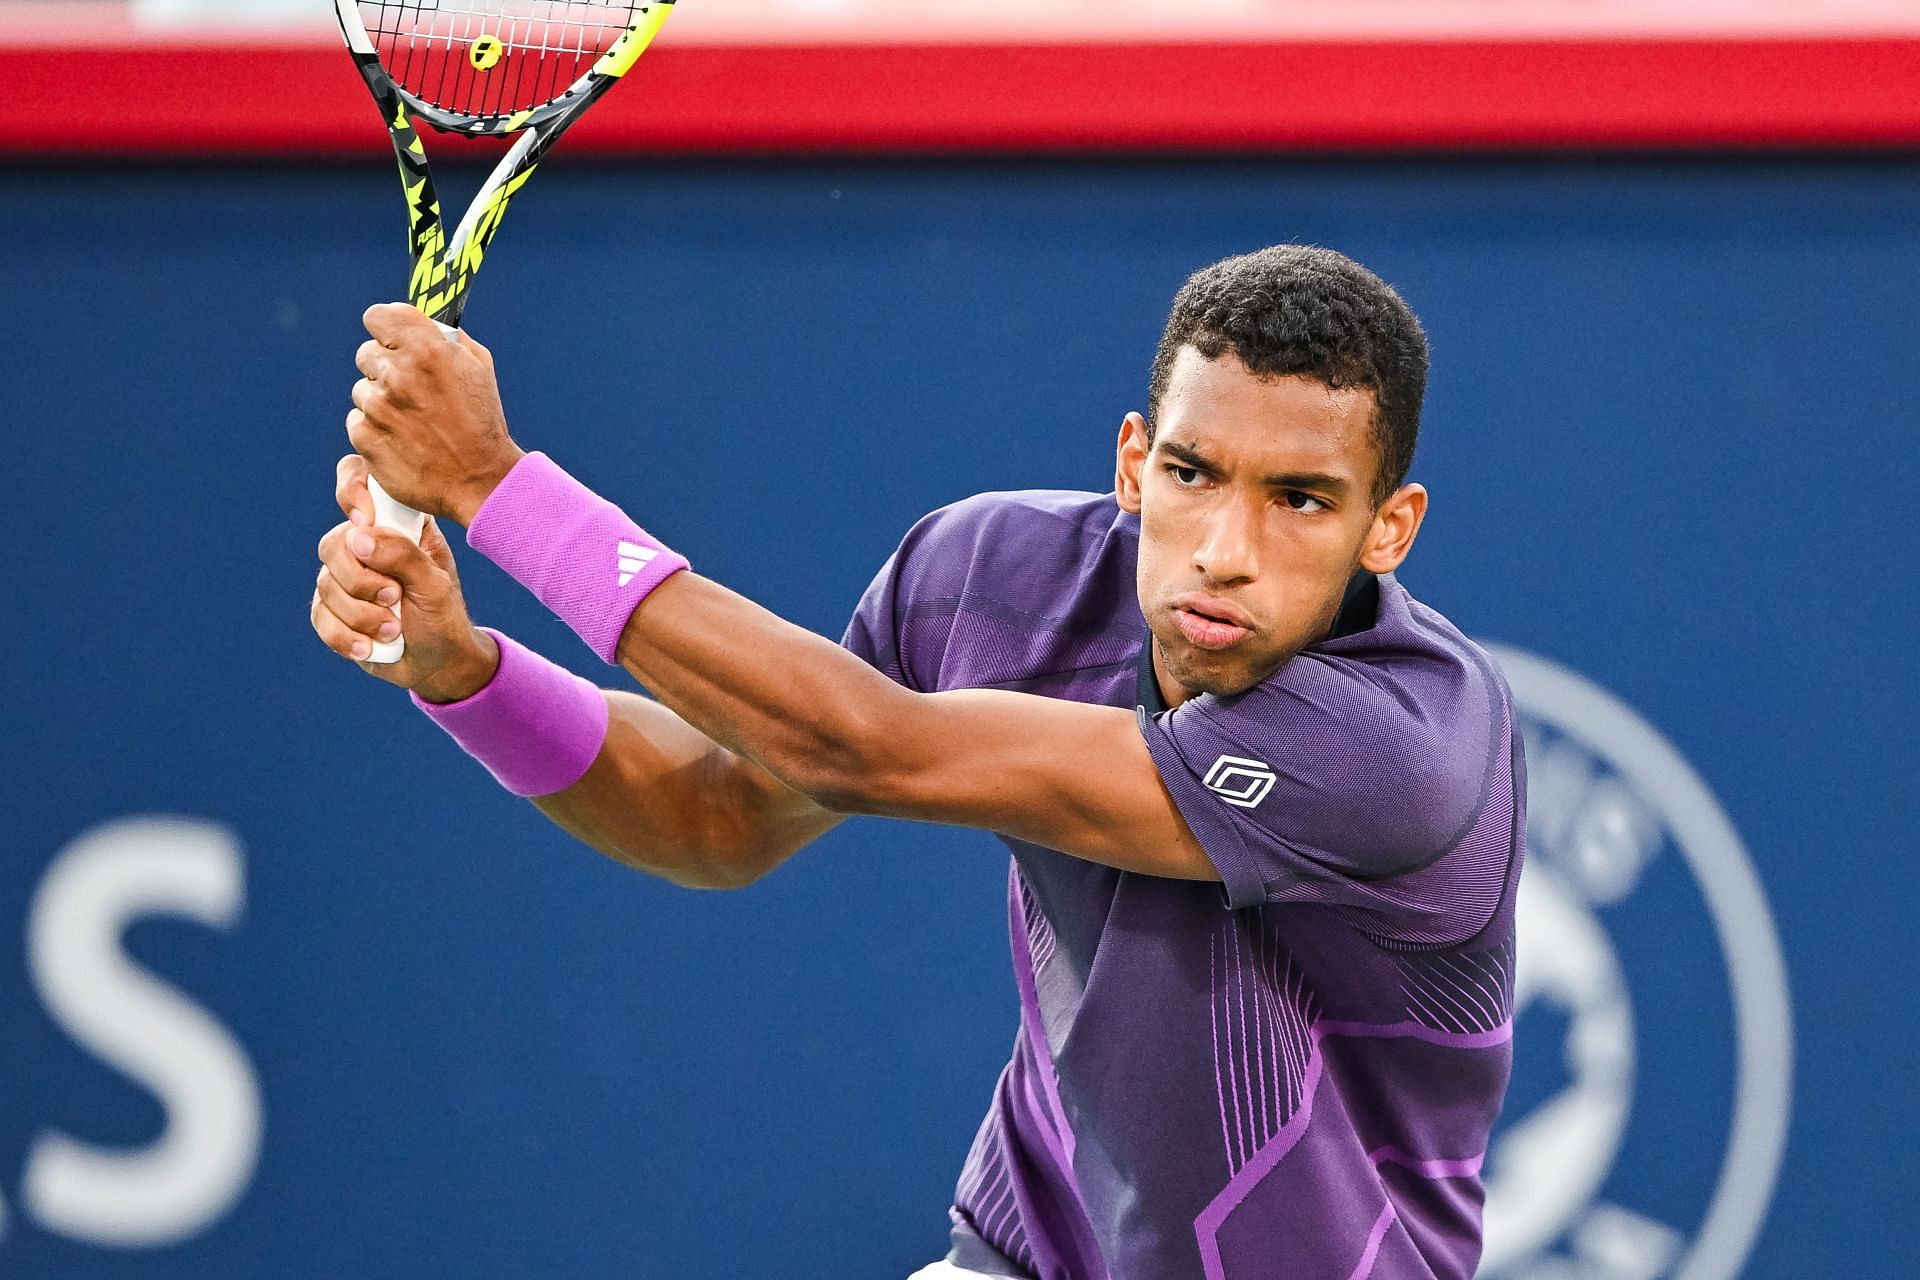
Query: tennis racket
335,0,674,661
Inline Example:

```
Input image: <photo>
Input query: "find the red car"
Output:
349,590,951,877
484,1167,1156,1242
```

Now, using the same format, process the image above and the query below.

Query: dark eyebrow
1161,440,1351,497
1158,440,1219,473
1260,470,1351,496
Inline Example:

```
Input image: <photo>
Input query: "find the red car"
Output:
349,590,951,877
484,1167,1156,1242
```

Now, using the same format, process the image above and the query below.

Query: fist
348,303,525,524
311,454,500,702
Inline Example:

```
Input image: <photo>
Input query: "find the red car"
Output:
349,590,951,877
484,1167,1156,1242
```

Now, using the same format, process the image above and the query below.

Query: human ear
1115,413,1150,515
1358,483,1428,574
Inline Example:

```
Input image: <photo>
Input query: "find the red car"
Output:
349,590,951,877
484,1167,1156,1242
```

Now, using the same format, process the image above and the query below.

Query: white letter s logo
24,817,263,1247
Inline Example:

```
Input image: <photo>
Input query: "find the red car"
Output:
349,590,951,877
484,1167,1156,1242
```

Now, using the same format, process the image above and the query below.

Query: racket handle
365,475,427,664
361,319,461,664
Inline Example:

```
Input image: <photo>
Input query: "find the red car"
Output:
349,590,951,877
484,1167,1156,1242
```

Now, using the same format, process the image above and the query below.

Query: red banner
3,2,1917,154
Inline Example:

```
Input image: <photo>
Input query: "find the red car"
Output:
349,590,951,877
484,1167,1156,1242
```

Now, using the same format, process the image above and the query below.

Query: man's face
1117,346,1427,704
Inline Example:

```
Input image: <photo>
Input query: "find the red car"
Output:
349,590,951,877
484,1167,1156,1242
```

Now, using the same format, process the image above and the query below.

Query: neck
1151,638,1197,709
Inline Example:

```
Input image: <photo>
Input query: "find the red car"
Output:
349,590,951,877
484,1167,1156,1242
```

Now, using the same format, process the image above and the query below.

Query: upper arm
847,685,1219,882
841,641,1507,930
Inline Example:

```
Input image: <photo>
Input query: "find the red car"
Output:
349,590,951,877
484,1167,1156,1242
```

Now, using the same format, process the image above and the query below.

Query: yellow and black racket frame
334,0,674,327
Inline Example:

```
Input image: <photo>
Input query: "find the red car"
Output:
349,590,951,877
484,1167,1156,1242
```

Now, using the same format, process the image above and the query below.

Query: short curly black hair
1147,245,1428,506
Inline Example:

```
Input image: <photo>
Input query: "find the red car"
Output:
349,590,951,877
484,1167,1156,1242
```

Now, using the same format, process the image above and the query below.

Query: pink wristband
411,629,610,797
467,452,689,663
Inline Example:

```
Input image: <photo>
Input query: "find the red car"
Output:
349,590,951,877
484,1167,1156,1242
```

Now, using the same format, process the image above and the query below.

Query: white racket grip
365,474,427,664
361,320,461,664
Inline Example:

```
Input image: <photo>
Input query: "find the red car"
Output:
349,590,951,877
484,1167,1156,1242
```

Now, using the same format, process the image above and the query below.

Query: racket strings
359,0,640,120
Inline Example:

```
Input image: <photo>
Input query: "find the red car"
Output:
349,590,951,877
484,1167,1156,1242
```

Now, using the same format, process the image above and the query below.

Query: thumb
351,525,444,595
363,300,437,345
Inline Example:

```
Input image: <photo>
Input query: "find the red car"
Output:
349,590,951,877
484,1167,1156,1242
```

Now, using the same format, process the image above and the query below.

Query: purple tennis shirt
842,490,1524,1280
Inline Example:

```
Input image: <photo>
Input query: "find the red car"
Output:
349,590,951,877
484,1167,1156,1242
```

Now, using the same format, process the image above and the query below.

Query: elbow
776,705,912,818
665,856,769,892
783,764,884,819
621,840,778,892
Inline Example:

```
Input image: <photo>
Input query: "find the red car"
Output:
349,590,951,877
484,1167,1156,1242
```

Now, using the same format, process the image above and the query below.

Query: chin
1181,668,1264,700
1161,644,1268,701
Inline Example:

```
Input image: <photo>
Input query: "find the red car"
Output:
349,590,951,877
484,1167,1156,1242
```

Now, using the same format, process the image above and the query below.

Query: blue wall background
0,157,1913,1277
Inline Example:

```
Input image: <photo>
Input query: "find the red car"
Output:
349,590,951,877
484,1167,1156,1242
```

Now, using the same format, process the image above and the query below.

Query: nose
1192,497,1258,586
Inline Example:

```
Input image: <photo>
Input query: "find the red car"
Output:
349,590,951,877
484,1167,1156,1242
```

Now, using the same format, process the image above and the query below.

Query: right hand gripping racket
334,0,675,661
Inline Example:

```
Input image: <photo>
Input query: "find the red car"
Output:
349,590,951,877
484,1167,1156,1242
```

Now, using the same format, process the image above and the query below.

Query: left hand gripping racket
335,0,674,662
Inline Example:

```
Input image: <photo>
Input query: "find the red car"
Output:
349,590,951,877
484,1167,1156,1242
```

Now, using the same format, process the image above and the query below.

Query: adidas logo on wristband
617,540,658,587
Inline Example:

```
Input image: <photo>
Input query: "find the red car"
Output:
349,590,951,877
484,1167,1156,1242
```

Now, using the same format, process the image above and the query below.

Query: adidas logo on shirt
617,540,658,588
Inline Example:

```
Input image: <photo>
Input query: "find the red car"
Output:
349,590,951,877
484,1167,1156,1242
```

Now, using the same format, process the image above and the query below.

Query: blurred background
3,3,1916,1277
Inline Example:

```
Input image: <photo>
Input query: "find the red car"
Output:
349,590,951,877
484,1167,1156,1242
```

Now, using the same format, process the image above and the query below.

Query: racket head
336,0,671,137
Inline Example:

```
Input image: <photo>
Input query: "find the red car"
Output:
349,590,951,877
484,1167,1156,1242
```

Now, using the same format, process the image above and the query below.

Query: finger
319,524,403,606
317,568,402,644
354,338,388,380
335,454,374,525
363,301,434,348
346,523,441,593
311,589,376,662
346,408,380,458
350,377,381,413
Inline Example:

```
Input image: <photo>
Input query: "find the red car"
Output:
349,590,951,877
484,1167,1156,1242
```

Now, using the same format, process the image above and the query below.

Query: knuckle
346,565,389,603
356,600,394,636
320,599,358,637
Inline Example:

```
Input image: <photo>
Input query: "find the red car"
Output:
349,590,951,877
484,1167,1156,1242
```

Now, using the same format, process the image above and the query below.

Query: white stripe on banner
107,0,1920,40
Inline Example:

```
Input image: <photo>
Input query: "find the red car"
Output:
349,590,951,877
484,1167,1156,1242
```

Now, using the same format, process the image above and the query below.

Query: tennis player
312,246,1524,1280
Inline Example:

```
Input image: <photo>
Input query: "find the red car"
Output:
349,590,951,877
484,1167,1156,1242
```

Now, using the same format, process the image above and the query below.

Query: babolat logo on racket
1476,645,1791,1280
469,35,504,71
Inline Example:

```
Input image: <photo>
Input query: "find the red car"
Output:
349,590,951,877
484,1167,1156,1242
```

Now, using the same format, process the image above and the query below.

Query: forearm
532,689,841,890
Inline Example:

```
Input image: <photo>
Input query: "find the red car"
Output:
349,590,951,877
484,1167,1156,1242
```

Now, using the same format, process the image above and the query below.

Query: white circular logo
1478,646,1793,1280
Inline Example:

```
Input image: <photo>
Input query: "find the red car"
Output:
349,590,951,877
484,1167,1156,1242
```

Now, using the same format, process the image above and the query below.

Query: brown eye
1284,491,1328,512
1171,465,1203,486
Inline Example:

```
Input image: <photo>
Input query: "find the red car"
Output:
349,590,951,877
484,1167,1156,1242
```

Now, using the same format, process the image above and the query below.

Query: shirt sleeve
841,544,914,686
1137,643,1505,914
840,500,971,690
